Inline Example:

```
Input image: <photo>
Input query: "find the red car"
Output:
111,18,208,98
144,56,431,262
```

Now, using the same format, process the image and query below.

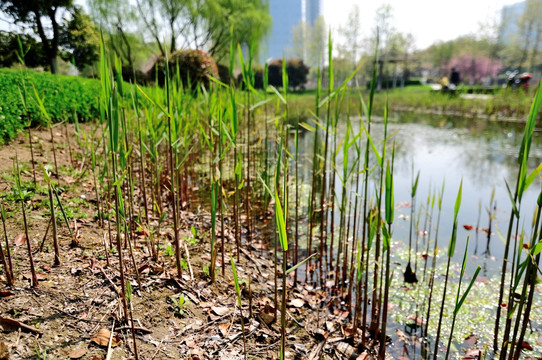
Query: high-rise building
305,0,321,25
262,0,322,61
499,1,525,44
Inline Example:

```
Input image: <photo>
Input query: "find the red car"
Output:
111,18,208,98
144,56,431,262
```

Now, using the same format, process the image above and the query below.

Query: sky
323,0,522,49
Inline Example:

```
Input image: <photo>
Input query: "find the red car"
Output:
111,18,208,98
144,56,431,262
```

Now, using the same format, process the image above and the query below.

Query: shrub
217,63,232,85
121,65,149,86
267,58,309,91
286,58,309,90
268,59,282,88
236,67,264,90
0,68,101,144
149,49,219,90
0,31,47,68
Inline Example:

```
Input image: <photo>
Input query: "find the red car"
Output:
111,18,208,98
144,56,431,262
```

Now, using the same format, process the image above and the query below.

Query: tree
0,0,73,73
286,58,309,90
372,4,395,55
337,5,362,66
290,15,326,68
189,0,272,62
496,0,542,70
60,7,100,72
478,15,504,84
134,0,271,63
386,32,415,87
135,0,187,56
517,0,542,69
448,53,502,84
88,0,146,74
0,31,47,68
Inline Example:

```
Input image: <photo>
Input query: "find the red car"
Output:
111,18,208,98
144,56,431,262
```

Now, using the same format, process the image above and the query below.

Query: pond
294,112,542,274
290,111,542,357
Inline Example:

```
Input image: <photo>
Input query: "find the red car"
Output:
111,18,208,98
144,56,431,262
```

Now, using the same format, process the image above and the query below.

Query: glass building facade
262,0,321,61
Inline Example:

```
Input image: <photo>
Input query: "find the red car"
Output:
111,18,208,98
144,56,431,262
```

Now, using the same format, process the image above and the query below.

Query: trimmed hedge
0,68,100,144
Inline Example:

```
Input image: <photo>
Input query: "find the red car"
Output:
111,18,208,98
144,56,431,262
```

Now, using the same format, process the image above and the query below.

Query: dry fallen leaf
0,291,14,298
69,348,87,359
260,304,275,325
517,341,534,351
219,323,230,337
0,317,42,335
314,328,328,341
464,334,479,346
406,315,425,327
211,306,230,316
462,348,483,359
336,342,357,357
90,328,121,347
289,298,305,308
0,342,8,360
22,273,47,281
395,329,408,342
13,234,26,246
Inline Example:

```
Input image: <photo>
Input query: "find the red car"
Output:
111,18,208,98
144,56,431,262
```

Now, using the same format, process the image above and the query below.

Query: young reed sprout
433,180,462,359
15,155,38,287
230,254,247,359
43,167,60,266
0,202,14,286
495,76,542,355
445,237,481,359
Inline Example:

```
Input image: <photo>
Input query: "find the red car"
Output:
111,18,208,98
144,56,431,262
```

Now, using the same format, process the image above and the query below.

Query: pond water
295,112,542,275
291,111,542,357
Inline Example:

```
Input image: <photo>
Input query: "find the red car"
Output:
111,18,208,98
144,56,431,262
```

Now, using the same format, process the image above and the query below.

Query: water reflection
296,112,541,274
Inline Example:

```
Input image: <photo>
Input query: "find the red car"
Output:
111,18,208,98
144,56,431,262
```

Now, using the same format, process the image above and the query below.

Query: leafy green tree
0,0,73,73
202,0,271,62
516,0,542,69
135,0,271,63
89,0,145,74
0,31,47,68
290,15,326,68
60,7,100,72
135,0,187,56
337,5,362,67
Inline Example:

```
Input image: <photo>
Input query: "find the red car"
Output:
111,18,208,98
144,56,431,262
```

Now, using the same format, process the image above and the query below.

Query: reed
5,32,542,360
495,76,542,357
14,155,38,287
43,168,60,266
433,180,462,359
0,202,14,286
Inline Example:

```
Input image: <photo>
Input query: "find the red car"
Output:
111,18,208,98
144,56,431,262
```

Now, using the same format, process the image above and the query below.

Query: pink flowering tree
446,54,503,85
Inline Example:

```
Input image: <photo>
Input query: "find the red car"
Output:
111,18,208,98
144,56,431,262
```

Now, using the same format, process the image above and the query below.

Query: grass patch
0,68,101,143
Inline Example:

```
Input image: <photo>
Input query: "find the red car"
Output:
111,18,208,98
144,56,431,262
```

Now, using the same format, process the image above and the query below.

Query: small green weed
176,294,188,316
164,245,174,257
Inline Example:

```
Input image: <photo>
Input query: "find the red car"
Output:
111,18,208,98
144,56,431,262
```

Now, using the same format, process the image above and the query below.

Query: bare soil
0,124,370,360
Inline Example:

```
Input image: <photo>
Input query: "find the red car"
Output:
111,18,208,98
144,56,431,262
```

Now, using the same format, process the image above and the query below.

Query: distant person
450,68,460,87
439,76,449,89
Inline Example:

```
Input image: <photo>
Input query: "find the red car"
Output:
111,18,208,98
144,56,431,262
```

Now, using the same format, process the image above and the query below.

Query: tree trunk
50,56,58,74
34,7,60,74
170,19,176,53
117,24,134,74
35,12,56,74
